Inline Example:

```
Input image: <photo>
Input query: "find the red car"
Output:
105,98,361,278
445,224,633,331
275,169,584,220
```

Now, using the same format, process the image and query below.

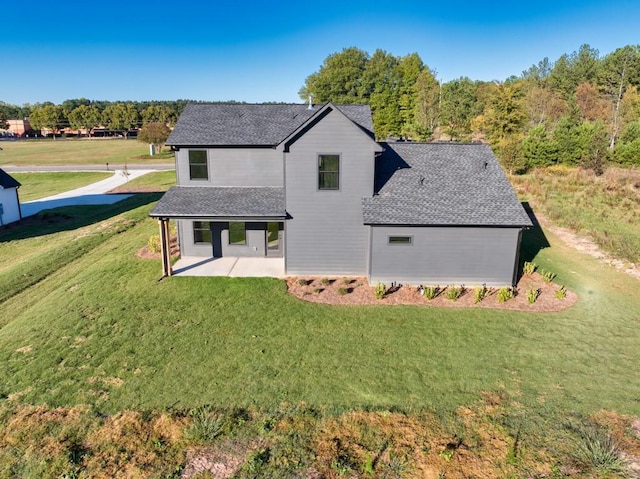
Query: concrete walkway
21,169,156,217
172,256,286,278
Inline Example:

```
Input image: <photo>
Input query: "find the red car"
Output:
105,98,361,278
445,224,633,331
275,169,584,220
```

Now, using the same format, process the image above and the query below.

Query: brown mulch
286,272,578,312
108,186,166,194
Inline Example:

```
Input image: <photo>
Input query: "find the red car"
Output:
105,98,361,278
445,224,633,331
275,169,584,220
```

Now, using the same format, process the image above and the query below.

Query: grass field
12,172,113,201
512,166,640,264
0,138,173,166
0,164,639,477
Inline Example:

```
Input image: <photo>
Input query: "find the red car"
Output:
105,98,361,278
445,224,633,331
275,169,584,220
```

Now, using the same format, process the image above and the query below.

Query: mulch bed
286,272,578,312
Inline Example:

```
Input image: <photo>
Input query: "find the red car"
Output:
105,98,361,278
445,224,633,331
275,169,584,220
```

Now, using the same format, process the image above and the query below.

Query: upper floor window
318,154,340,190
189,150,208,180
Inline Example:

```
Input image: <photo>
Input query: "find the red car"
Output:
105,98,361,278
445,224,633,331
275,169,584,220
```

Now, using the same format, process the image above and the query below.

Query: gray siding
177,220,273,258
369,226,522,287
175,148,283,187
284,109,378,275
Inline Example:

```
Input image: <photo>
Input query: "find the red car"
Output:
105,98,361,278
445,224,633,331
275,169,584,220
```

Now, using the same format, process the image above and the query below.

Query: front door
266,222,283,257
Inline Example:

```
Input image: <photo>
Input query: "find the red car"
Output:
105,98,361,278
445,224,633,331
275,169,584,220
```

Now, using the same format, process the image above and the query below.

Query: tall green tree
597,45,640,148
137,122,171,153
29,105,65,139
141,105,177,126
411,68,440,140
299,47,369,104
440,77,479,140
102,103,139,138
67,105,102,137
483,82,527,142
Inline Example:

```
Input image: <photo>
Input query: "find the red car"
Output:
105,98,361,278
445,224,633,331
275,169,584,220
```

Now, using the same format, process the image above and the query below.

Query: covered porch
171,256,285,277
149,185,287,278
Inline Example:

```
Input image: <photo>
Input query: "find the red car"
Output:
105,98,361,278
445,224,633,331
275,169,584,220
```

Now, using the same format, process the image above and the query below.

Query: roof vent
307,94,314,110
419,176,425,186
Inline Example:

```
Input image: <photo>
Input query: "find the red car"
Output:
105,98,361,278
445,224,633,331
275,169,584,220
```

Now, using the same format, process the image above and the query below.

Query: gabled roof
0,168,21,189
362,143,532,227
149,186,286,219
166,103,374,147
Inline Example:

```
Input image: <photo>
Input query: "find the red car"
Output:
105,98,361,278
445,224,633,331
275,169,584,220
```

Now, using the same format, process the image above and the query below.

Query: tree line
299,45,640,172
0,99,194,138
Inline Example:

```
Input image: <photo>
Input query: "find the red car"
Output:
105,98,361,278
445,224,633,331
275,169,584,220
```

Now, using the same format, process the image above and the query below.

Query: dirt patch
108,185,166,194
286,273,577,312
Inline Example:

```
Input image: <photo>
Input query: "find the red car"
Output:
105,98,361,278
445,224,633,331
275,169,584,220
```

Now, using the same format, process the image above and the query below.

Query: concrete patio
171,256,285,278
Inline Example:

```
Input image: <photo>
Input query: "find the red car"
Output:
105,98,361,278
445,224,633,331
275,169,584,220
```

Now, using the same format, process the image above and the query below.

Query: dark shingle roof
362,143,532,227
166,103,373,146
0,168,21,189
149,186,285,218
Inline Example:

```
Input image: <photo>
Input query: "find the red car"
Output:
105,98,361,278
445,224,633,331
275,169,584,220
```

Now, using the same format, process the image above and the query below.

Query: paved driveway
21,169,156,217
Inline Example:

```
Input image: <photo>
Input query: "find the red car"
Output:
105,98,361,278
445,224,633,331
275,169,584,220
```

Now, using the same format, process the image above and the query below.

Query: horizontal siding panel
370,226,521,286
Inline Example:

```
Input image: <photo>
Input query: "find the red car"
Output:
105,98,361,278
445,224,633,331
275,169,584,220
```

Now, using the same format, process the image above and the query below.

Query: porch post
164,219,173,276
158,219,172,277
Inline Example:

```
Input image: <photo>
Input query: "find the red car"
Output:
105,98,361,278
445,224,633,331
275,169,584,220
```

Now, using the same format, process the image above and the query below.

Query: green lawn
0,138,173,166
117,169,176,191
0,197,638,418
12,172,113,201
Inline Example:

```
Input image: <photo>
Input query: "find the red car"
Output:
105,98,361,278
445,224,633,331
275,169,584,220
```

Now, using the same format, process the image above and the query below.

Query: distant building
5,119,33,137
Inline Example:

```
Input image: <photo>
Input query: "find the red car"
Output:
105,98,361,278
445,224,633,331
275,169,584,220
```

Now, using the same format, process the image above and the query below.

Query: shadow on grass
520,202,550,265
0,193,162,242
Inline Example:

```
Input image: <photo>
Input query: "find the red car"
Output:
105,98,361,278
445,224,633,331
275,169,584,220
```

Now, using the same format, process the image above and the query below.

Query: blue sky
3,0,639,106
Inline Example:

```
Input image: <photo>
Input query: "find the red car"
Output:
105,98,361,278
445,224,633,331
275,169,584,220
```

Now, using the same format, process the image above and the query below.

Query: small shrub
297,278,308,286
423,285,439,300
375,282,387,299
540,269,556,283
573,425,628,475
497,287,514,303
342,278,351,285
321,278,331,286
337,287,348,295
523,261,537,275
474,284,488,304
445,285,463,301
526,288,540,304
555,285,567,300
147,234,161,253
313,288,323,294
186,406,224,443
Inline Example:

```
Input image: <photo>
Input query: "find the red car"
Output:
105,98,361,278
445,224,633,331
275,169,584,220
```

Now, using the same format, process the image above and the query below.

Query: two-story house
150,102,532,286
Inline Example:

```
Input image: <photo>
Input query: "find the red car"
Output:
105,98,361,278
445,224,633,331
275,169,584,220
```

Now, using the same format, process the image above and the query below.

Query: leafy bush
297,278,308,286
147,234,161,254
523,261,537,275
374,282,387,300
555,285,567,300
423,285,439,300
573,425,628,476
526,288,540,304
337,287,348,295
445,285,463,301
497,287,514,303
321,278,331,286
474,284,488,304
541,269,556,283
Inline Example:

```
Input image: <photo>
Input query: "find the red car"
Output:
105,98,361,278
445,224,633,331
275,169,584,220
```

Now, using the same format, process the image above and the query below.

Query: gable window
388,236,412,245
318,154,340,190
228,222,246,245
193,221,212,244
189,150,208,180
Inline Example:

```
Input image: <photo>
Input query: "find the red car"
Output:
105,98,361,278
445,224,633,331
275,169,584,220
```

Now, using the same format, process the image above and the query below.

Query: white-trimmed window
189,150,208,180
318,154,340,190
193,221,212,244
388,236,412,245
